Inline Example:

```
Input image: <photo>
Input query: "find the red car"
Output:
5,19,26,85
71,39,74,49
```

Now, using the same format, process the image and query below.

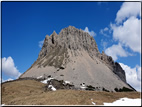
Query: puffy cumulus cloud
39,40,44,48
105,44,128,61
111,16,141,53
111,2,141,53
2,56,21,79
103,2,141,60
84,27,96,37
119,63,141,92
115,2,141,24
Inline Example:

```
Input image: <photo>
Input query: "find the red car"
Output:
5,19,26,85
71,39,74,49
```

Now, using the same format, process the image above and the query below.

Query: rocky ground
1,79,140,105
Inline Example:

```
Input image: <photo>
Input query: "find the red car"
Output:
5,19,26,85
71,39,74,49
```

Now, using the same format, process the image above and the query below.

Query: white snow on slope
47,77,54,81
41,79,48,84
37,76,42,79
92,102,96,105
40,77,54,84
40,78,56,91
80,86,87,89
48,85,56,91
1,104,5,106
103,97,141,106
64,81,71,84
80,83,87,89
91,98,96,105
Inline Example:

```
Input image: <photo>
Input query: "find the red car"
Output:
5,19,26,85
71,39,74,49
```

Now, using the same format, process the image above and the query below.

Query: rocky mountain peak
52,30,57,35
19,26,135,92
38,26,100,59
34,26,126,83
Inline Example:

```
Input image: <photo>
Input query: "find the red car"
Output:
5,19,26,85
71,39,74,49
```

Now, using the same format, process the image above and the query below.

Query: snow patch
47,77,54,81
80,86,87,89
64,81,71,84
82,84,86,87
48,85,56,91
103,97,141,106
91,98,95,105
92,102,96,105
80,83,87,89
63,81,73,85
1,104,5,106
37,76,42,79
41,80,48,84
40,77,54,84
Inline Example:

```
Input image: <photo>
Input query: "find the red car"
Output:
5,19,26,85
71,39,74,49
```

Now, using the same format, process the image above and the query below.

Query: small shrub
48,75,51,78
114,88,119,92
102,87,109,92
60,66,65,69
119,87,133,92
86,85,95,91
114,87,133,92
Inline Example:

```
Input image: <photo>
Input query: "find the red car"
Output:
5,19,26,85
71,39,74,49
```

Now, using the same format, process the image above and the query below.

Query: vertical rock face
19,26,134,92
38,26,99,60
98,51,126,83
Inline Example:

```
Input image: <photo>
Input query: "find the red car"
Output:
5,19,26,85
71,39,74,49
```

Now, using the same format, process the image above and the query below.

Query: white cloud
104,27,109,31
2,56,21,79
105,44,128,61
2,78,13,83
115,2,141,24
112,16,141,53
119,63,141,92
100,27,110,37
84,27,96,37
39,40,44,48
102,2,141,92
103,2,141,61
101,39,108,50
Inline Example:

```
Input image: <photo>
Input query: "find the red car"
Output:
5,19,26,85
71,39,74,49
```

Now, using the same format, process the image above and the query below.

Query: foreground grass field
1,79,141,105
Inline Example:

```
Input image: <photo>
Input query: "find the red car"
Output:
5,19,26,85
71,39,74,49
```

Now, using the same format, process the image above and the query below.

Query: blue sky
1,2,141,91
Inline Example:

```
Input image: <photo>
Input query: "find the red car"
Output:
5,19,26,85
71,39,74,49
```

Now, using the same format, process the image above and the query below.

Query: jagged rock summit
20,26,135,92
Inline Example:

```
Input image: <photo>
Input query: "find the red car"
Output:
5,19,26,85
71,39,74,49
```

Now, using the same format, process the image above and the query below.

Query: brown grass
1,80,141,105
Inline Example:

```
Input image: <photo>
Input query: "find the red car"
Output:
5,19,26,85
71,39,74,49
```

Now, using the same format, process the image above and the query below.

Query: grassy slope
1,80,141,105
